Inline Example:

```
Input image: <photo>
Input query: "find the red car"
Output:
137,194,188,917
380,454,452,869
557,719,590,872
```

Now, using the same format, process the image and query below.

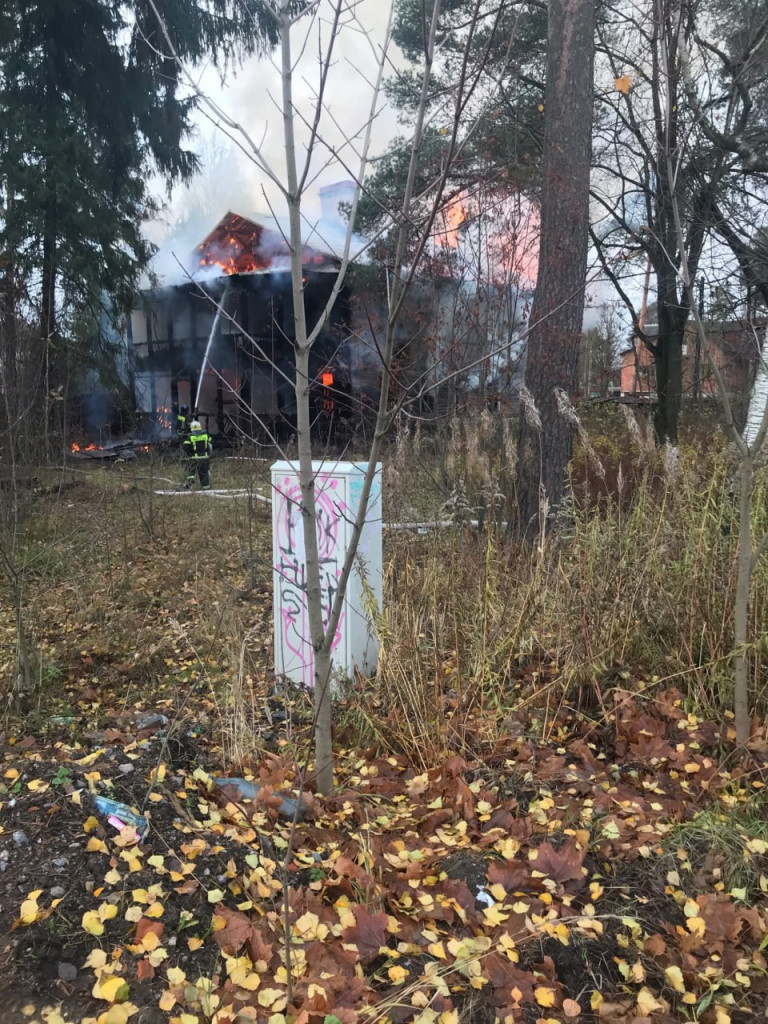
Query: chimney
318,180,356,226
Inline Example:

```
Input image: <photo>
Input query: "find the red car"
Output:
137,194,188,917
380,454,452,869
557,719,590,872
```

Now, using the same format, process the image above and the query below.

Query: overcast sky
147,0,404,249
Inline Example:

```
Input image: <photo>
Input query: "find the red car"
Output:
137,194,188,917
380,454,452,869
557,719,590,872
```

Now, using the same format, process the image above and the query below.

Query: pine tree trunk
516,0,596,535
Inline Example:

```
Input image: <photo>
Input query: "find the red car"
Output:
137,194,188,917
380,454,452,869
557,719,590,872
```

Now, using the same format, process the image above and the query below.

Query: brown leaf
246,924,275,966
135,918,164,943
212,906,253,955
333,855,370,883
529,838,587,887
488,859,536,892
136,958,155,981
341,905,388,963
644,934,666,956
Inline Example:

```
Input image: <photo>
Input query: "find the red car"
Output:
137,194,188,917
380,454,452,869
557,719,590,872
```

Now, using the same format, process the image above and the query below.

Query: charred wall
131,271,353,440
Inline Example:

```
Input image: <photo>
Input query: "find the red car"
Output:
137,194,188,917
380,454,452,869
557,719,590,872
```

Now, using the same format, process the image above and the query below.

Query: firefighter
183,420,213,490
176,404,191,444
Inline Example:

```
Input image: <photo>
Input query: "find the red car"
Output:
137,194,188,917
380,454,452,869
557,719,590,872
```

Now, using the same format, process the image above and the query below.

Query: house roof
193,211,342,277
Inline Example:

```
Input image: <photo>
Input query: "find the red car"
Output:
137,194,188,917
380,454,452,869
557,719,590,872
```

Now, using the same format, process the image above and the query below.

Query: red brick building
619,319,763,399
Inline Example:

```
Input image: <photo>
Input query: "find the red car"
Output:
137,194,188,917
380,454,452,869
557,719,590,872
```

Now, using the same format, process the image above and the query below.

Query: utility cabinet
271,461,382,690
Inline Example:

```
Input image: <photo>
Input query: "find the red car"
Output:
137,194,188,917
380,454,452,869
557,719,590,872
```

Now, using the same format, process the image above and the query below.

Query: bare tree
658,0,768,744
146,0,509,791
591,0,768,443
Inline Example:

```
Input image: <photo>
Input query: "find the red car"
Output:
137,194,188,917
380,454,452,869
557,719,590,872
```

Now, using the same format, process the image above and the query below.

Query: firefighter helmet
180,404,189,413
190,420,202,432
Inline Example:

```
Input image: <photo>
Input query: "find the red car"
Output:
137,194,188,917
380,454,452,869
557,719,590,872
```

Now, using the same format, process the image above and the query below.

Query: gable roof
193,211,341,277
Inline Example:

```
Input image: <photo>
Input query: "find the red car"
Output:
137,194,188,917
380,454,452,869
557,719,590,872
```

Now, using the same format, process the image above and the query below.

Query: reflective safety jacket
183,430,212,460
176,413,190,440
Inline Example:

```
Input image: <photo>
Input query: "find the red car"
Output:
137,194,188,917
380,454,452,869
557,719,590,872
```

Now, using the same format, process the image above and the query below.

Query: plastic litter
135,713,169,731
92,796,148,838
475,886,495,908
214,777,303,822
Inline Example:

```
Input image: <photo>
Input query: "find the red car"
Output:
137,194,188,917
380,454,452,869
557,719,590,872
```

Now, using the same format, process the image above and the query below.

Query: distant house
619,319,763,400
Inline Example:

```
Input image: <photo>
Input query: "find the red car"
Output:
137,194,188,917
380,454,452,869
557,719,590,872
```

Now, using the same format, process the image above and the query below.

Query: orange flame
194,213,337,277
439,195,469,249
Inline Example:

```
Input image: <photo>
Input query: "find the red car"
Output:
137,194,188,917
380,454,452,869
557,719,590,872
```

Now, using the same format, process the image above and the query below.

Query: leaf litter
2,686,768,1024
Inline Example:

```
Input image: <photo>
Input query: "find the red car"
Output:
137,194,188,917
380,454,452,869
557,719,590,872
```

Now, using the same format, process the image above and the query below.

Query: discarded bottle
92,796,148,838
135,713,169,731
213,778,303,822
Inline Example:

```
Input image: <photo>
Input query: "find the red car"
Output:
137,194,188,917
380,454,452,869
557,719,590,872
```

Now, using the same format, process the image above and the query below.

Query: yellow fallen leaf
257,988,286,1009
83,816,100,834
483,904,510,926
688,917,708,937
19,890,43,925
41,1011,67,1024
100,903,118,922
207,889,225,904
27,779,49,792
159,991,176,1012
388,966,409,983
140,931,161,952
144,902,164,919
166,967,186,985
82,909,104,936
84,949,108,969
86,837,108,853
104,1005,131,1024
665,965,685,993
534,987,555,1008
94,975,129,1002
187,936,203,951
148,947,168,967
231,969,260,991
637,987,664,1014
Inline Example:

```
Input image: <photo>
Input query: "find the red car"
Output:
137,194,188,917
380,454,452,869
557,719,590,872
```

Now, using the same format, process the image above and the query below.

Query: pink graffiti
275,474,345,687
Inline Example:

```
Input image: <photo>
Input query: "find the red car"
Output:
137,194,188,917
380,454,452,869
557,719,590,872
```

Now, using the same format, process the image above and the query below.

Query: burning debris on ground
68,440,152,462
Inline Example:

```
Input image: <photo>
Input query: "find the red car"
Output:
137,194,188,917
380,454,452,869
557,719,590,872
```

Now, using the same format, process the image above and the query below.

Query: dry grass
2,414,768,772
363,409,768,762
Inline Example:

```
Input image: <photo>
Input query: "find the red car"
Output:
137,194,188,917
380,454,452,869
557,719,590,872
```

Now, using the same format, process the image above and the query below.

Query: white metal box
271,460,382,690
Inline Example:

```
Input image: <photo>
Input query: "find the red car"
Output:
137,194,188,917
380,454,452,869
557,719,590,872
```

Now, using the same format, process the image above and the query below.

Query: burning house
130,183,534,441
130,201,362,442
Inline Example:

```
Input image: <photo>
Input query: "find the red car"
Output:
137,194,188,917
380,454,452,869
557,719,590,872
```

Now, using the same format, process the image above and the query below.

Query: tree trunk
734,454,752,745
516,0,596,535
279,7,335,794
652,290,686,444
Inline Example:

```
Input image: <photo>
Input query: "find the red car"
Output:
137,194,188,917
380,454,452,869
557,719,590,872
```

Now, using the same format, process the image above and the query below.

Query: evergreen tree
0,0,278,373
